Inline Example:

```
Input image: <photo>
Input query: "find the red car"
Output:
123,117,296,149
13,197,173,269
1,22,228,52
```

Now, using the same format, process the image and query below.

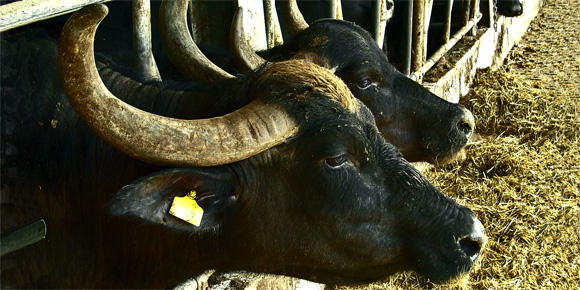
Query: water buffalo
1,3,485,288
162,0,476,165
496,0,524,17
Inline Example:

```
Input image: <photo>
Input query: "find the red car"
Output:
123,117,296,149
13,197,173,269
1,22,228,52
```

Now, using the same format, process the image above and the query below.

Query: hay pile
336,0,580,289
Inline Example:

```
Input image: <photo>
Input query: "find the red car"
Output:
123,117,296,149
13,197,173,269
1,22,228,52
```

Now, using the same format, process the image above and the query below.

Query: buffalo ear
108,168,237,232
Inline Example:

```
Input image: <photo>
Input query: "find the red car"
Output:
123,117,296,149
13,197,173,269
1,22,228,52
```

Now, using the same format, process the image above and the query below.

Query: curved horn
231,7,270,75
159,0,234,83
59,4,298,167
283,0,309,35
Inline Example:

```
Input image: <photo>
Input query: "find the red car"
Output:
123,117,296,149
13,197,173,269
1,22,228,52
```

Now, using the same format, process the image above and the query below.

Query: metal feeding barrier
0,0,493,81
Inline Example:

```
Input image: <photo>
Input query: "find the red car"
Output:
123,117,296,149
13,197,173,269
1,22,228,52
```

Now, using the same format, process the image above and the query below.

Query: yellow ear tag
169,191,204,226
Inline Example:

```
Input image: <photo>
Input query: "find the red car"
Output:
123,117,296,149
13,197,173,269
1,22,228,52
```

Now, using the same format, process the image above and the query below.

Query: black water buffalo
161,0,476,165
1,3,485,288
275,1,475,164
496,0,524,17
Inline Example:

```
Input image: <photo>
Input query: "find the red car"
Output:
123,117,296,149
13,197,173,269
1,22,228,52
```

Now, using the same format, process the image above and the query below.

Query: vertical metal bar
238,0,268,51
372,0,382,48
460,0,471,27
373,0,391,50
133,0,161,82
442,0,453,43
411,0,425,75
380,0,394,53
470,0,480,36
487,0,494,28
190,0,235,50
423,0,433,58
263,0,283,48
403,0,414,76
327,0,343,19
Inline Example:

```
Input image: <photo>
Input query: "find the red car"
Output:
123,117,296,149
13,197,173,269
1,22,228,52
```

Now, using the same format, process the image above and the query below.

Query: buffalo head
268,0,476,164
55,3,485,287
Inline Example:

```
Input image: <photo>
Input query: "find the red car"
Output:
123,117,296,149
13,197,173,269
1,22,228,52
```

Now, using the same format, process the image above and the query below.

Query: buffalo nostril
456,107,475,138
459,216,486,262
457,120,473,135
459,237,482,262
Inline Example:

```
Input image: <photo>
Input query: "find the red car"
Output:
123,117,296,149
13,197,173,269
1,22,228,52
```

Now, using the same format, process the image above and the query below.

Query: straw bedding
336,0,580,289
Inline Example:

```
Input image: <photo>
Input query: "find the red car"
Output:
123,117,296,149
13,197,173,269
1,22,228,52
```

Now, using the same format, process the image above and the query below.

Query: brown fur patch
310,34,329,47
292,50,333,69
260,60,359,112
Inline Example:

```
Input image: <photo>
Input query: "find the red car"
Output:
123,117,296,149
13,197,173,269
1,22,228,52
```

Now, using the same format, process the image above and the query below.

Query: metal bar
403,0,414,76
470,0,480,36
460,0,472,27
0,0,113,32
410,12,482,81
0,220,47,257
442,0,453,43
190,0,235,50
133,0,161,82
411,0,426,73
326,0,343,20
263,0,283,48
372,0,387,49
237,0,268,51
423,0,434,58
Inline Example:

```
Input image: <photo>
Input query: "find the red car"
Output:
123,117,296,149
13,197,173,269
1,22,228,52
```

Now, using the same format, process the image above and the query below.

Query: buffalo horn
59,4,299,167
159,0,235,83
283,0,309,35
231,7,270,75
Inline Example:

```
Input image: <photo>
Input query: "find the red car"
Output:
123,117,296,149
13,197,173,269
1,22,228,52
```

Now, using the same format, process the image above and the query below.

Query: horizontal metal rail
0,0,112,32
410,12,483,81
1,0,485,85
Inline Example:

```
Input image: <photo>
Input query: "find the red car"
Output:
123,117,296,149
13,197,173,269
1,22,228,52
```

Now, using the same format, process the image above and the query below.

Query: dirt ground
335,0,580,289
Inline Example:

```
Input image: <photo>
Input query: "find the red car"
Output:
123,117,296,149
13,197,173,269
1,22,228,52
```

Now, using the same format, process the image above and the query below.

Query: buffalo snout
454,105,476,141
457,215,486,263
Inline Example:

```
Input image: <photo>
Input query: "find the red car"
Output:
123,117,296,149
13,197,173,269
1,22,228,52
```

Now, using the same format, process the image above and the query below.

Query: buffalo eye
357,78,374,90
325,154,348,167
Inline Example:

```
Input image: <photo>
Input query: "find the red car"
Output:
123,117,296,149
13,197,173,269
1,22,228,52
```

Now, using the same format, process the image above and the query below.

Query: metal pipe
263,0,283,48
327,0,343,19
460,0,472,27
0,220,47,257
442,0,454,43
0,0,112,32
470,0,481,36
410,12,482,81
411,0,426,74
372,0,389,49
403,0,414,76
133,0,162,82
